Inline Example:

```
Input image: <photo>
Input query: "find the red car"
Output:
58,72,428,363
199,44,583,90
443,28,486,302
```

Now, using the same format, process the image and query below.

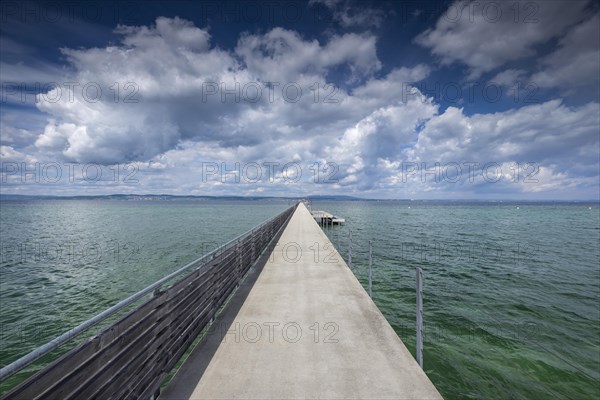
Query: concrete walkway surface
160,202,443,399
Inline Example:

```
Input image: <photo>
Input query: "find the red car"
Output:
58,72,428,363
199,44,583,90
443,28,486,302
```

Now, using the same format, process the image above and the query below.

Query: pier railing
319,222,426,370
0,204,297,399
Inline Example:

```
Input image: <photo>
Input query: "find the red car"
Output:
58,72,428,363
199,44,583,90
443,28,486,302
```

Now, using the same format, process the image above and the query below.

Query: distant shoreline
1,194,598,203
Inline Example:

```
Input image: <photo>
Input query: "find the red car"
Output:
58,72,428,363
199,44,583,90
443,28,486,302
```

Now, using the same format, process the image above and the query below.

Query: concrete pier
160,203,442,399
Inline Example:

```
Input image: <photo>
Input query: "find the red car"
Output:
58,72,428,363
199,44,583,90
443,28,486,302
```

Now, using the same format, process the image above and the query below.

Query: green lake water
1,199,598,399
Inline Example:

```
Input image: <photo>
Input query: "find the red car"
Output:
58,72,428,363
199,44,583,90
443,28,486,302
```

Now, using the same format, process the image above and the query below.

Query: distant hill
306,195,364,201
0,194,368,201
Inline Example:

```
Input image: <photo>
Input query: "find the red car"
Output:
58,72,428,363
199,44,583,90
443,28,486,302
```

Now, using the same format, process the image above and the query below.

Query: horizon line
1,193,599,202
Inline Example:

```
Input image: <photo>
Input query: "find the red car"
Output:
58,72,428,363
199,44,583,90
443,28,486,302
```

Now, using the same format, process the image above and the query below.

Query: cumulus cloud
415,0,590,78
32,17,383,164
324,95,438,189
412,100,599,160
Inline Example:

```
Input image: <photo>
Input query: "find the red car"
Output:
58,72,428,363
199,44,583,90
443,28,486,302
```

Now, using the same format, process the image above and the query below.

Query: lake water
1,199,598,399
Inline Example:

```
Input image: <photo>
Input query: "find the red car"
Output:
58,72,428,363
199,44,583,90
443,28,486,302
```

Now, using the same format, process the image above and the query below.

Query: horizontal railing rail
1,203,297,399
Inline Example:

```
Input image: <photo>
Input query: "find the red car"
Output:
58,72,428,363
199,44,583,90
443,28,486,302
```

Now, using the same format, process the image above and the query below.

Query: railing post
368,240,372,298
236,240,241,288
416,267,423,369
251,229,256,265
348,229,352,268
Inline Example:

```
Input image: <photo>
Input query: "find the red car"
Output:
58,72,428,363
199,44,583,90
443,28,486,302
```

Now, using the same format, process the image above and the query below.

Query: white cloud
117,17,212,53
31,18,385,165
309,0,385,28
0,145,34,163
352,65,431,100
531,13,600,90
0,120,39,148
235,28,381,82
415,0,590,78
490,69,527,88
408,100,600,176
324,95,438,189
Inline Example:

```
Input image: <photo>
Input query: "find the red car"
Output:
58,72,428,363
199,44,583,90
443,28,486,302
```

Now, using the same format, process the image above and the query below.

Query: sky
0,0,599,199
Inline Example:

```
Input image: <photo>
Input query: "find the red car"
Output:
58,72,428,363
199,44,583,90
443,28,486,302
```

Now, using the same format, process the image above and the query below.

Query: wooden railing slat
1,205,295,400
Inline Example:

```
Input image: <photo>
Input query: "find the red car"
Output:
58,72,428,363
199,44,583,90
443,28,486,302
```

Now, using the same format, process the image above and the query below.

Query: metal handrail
416,267,424,369
0,203,297,381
